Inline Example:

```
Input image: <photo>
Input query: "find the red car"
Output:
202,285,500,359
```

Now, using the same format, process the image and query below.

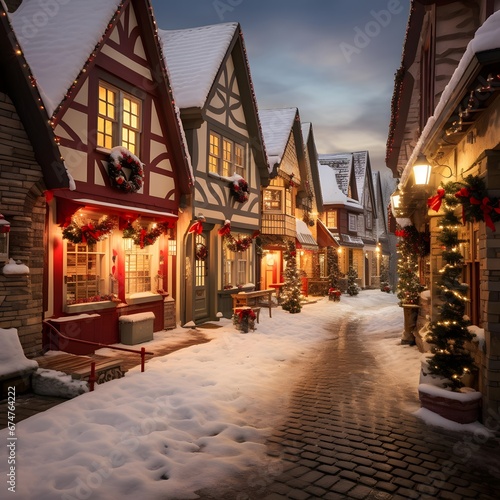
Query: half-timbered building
259,108,319,294
8,0,193,352
160,22,270,323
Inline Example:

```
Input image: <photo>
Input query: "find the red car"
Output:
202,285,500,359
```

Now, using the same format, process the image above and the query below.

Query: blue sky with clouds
151,0,410,176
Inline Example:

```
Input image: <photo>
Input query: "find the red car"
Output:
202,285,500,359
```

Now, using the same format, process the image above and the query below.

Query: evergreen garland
281,239,302,314
62,216,116,245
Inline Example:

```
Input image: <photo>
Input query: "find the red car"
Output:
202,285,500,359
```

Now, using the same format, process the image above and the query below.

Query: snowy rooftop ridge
9,0,122,116
159,22,238,109
259,108,298,165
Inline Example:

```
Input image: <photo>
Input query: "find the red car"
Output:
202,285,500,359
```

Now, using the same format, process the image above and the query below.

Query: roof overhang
295,218,318,250
316,219,339,248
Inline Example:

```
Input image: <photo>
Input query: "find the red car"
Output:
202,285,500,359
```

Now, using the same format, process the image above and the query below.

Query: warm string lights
426,182,475,390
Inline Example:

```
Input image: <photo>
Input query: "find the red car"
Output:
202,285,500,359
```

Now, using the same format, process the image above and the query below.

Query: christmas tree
426,183,475,390
281,239,302,313
395,225,426,305
380,257,390,292
346,266,359,296
327,247,340,290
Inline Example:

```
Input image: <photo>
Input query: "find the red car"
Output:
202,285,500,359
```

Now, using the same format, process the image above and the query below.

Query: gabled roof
318,153,352,196
352,151,372,203
8,0,194,193
301,122,323,211
159,21,270,182
259,108,299,168
9,0,122,117
317,163,362,210
159,23,238,109
0,2,71,190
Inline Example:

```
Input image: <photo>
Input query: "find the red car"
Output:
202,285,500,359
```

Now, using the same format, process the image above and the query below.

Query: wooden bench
231,289,275,318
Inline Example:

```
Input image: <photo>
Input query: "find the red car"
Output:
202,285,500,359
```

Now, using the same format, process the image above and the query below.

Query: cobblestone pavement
197,313,500,500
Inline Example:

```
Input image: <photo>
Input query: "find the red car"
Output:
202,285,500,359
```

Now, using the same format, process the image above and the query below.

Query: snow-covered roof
9,0,122,117
301,122,311,145
352,151,369,202
259,108,298,166
318,153,352,195
295,218,318,249
159,23,238,109
318,162,363,209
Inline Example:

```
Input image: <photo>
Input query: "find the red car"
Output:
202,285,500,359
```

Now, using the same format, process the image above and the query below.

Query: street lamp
413,154,432,185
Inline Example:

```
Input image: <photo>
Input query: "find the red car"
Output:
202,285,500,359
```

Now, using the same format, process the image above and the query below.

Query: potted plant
420,183,479,423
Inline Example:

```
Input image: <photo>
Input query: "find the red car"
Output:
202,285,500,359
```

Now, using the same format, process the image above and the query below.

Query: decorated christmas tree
346,266,359,296
379,257,390,292
327,247,340,290
396,259,421,305
281,239,302,314
426,183,475,390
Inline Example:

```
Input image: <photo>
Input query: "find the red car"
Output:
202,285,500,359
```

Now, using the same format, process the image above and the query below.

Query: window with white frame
209,131,245,177
97,82,142,155
124,246,152,295
65,240,107,305
348,214,358,232
223,245,249,287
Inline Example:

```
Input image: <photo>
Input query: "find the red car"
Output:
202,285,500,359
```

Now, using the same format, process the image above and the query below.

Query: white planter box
119,312,155,345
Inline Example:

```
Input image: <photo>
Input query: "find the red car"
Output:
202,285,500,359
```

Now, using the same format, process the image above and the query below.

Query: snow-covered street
0,291,494,499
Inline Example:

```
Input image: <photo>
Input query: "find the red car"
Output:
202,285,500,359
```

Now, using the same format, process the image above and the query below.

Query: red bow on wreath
189,220,204,235
81,224,100,244
218,220,231,236
470,196,500,232
427,188,445,212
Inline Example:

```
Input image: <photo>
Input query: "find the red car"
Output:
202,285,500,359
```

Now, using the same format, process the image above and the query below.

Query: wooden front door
194,232,209,321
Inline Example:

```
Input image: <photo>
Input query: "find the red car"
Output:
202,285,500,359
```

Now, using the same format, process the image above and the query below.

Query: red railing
42,321,153,390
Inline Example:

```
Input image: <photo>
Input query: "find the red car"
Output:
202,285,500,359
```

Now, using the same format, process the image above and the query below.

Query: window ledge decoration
428,175,500,231
123,221,170,249
195,243,208,261
62,216,116,245
218,220,259,252
67,294,120,306
108,146,144,193
228,174,249,203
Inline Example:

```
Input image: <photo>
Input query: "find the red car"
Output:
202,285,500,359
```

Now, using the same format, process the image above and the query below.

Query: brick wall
0,91,46,357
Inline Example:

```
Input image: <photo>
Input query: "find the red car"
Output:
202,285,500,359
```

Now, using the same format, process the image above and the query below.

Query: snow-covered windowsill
64,301,118,314
125,293,164,305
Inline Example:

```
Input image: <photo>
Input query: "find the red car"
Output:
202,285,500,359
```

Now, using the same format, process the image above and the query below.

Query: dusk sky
151,1,411,177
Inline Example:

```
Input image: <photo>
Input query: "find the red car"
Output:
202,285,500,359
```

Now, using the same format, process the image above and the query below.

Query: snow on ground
0,291,488,499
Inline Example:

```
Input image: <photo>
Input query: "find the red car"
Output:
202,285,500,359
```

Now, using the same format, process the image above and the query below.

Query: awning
338,233,364,248
295,218,318,250
54,195,178,227
316,219,339,248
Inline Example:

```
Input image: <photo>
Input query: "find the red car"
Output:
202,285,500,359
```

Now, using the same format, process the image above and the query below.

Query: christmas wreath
218,220,259,252
195,243,208,261
123,221,170,249
229,175,249,203
62,216,116,245
108,146,144,193
428,175,500,231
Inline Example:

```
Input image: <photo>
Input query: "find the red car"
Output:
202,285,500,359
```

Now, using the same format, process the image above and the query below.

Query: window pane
263,189,282,211
125,247,151,294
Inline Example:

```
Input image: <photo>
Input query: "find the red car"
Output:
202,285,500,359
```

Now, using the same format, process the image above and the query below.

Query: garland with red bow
123,221,170,249
394,224,429,257
218,220,259,252
428,175,500,231
62,216,116,245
